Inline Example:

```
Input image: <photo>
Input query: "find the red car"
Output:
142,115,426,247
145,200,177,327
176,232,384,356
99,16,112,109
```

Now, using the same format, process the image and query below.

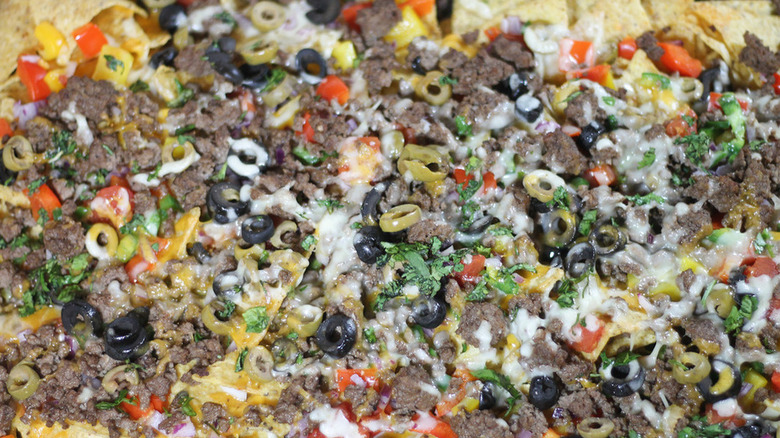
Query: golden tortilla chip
452,0,568,35
690,1,780,53
570,0,650,45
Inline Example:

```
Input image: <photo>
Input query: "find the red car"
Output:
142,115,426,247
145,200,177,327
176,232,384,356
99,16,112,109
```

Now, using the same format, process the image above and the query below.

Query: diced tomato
453,168,475,190
543,430,562,438
17,57,51,101
150,394,167,413
336,368,378,393
25,184,61,221
559,38,594,72
126,254,154,283
90,185,134,229
665,112,697,138
745,256,779,279
482,171,497,193
657,42,702,78
772,370,780,393
455,254,485,284
296,112,315,143
618,36,637,60
176,0,196,5
707,92,749,112
358,136,381,151
484,26,502,42
307,429,327,438
568,316,605,353
342,3,371,31
398,125,416,145
71,23,108,59
119,396,152,420
704,403,746,428
238,88,256,114
568,65,611,86
410,413,457,438
317,75,350,105
583,164,616,187
0,118,12,139
773,73,780,95
398,0,434,17
109,175,132,190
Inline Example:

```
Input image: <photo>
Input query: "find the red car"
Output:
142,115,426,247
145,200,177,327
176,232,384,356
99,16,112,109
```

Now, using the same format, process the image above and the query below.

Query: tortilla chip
452,0,568,35
690,1,780,53
0,1,38,81
570,0,650,44
641,0,695,31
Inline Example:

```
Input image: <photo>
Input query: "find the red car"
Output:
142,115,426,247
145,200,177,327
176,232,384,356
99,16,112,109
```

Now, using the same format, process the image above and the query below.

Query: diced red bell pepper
358,136,381,151
583,164,616,187
773,73,780,95
704,403,746,428
307,429,327,438
657,42,702,78
336,368,378,393
559,38,594,72
150,394,167,412
568,316,605,353
398,0,435,17
71,23,108,59
90,185,134,229
119,396,153,420
482,171,497,193
296,112,315,143
126,254,154,283
25,184,61,221
317,75,350,105
745,256,779,279
568,65,611,86
453,168,475,189
771,370,780,393
484,26,502,42
0,118,12,139
618,36,637,60
342,3,371,31
455,254,485,284
17,57,51,101
707,92,749,112
665,109,698,138
561,125,582,137
410,413,457,438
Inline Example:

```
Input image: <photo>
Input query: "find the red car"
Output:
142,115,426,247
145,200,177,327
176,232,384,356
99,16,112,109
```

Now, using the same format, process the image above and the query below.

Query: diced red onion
738,382,753,398
14,100,45,129
275,147,285,164
377,384,392,410
346,118,358,132
63,335,80,357
713,165,732,176
535,120,560,134
646,234,654,244
221,385,248,401
17,329,31,342
226,341,238,354
146,411,164,430
512,273,525,284
516,431,533,438
170,421,196,437
501,16,524,36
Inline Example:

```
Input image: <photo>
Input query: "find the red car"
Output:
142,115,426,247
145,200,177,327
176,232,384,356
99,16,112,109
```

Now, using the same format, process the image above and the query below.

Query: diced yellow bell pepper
267,95,301,129
34,22,65,61
649,281,681,301
332,41,357,71
680,256,703,273
384,6,428,49
441,34,477,58
92,46,134,86
602,71,616,90
739,369,767,408
43,71,64,93
506,334,520,351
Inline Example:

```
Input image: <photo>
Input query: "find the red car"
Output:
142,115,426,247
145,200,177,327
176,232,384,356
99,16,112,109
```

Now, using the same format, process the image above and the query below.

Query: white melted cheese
308,406,362,438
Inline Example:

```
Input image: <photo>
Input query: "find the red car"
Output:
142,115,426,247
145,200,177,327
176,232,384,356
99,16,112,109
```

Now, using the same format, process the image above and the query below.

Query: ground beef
683,174,740,213
644,123,667,141
642,362,703,416
0,262,16,293
438,48,468,73
391,365,439,413
681,317,721,346
0,216,22,242
201,402,231,433
528,321,594,382
448,410,513,438
24,117,55,153
50,178,75,203
512,404,550,437
456,89,511,126
451,52,513,95
85,263,128,295
668,208,711,247
457,302,507,347
174,44,216,78
507,292,543,317
557,388,614,420
541,129,587,175
761,323,780,352
406,37,440,72
274,378,316,424
636,31,664,61
739,32,780,76
355,0,401,47
43,217,85,261
491,35,534,70
564,90,606,127
169,164,212,211
406,219,453,243
244,404,273,427
0,404,12,435
676,268,696,293
171,98,242,134
42,77,117,128
360,42,400,94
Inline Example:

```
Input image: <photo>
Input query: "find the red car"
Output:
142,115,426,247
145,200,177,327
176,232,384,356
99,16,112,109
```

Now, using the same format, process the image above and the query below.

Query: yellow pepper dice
93,46,134,86
332,41,357,71
43,71,64,93
34,22,65,61
384,6,428,48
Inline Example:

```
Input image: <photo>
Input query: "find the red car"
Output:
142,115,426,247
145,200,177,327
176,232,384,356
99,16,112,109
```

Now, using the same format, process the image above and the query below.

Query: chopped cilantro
675,133,711,167
350,222,363,229
316,199,344,213
753,228,774,257
546,186,569,211
48,131,78,161
243,306,270,333
555,269,591,308
21,255,91,317
464,156,482,173
104,55,125,72
235,347,248,372
563,90,583,103
215,300,236,320
465,281,489,301
286,331,299,340
460,200,480,230
626,193,665,206
174,124,196,135
363,327,377,344
193,332,205,342
168,79,194,108
578,210,598,236
176,393,197,417
606,114,619,131
101,144,114,156
676,415,731,438
724,295,758,334
131,160,141,174
454,115,473,137
210,162,228,182
301,235,317,251
27,177,47,193
352,53,365,69
213,11,237,27
292,146,337,166
129,80,149,93
641,72,671,89
471,369,521,413
96,389,132,410
700,280,717,306
601,95,615,106
262,68,286,93
749,139,766,151
457,179,482,201
600,351,639,368
488,225,513,237
637,148,656,169
438,75,457,85
147,162,162,181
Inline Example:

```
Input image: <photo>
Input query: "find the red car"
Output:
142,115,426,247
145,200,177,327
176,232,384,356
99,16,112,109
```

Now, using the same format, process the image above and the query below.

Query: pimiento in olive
576,121,606,150
315,313,357,358
478,382,497,410
515,94,543,124
565,242,596,278
528,375,559,410
411,297,447,329
158,3,186,33
212,270,243,298
496,72,530,100
697,360,741,403
240,63,270,89
150,47,178,69
601,362,645,397
62,300,104,338
242,215,275,245
361,182,386,225
305,0,341,24
207,181,249,224
296,48,327,84
104,308,154,361
353,225,384,265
